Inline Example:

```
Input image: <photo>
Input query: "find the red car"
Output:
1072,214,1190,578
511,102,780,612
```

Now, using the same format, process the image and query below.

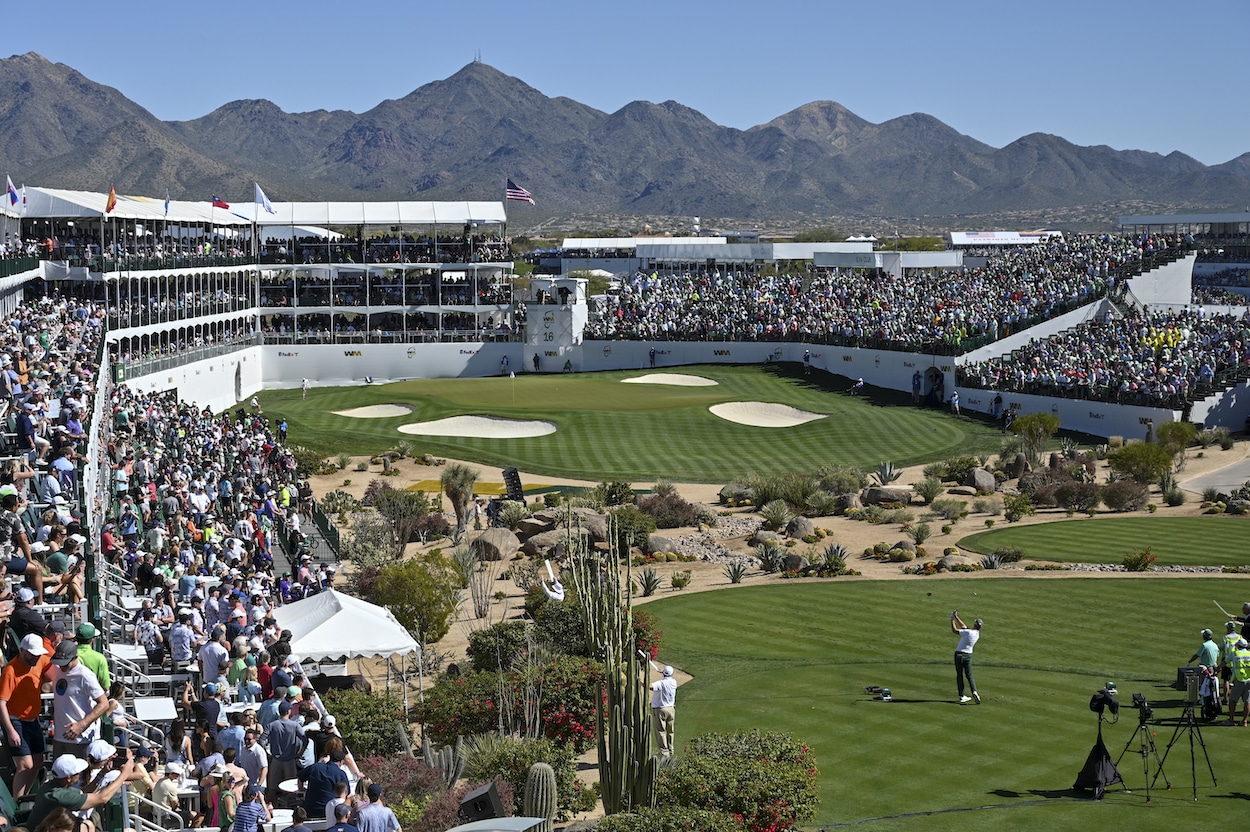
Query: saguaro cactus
421,734,465,789
523,762,557,832
571,516,656,815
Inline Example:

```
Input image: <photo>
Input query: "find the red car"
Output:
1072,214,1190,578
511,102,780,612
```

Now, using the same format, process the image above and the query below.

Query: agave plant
871,460,902,486
821,543,848,572
757,542,784,573
759,499,795,532
723,559,749,584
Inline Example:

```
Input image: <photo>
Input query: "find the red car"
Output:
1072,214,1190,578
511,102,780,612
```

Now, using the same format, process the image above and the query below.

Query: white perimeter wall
1129,253,1195,305
123,347,264,413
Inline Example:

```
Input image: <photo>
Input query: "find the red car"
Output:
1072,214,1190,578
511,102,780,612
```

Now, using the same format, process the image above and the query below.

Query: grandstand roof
948,231,1058,246
1119,212,1250,225
20,187,508,227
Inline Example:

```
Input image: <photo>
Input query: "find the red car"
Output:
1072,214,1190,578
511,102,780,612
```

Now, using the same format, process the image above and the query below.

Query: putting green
646,578,1246,829
257,364,1006,482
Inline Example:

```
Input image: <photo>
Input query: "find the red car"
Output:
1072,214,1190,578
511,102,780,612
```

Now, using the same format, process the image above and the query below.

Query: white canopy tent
229,201,508,227
22,187,254,225
272,589,418,661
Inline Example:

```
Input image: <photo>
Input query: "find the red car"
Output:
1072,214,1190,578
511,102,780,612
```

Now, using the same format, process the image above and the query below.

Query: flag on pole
254,183,276,214
105,185,118,214
5,176,17,206
211,195,230,209
164,189,170,216
505,179,534,204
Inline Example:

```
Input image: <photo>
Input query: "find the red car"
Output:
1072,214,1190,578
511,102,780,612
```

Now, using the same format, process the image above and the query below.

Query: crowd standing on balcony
584,234,1156,351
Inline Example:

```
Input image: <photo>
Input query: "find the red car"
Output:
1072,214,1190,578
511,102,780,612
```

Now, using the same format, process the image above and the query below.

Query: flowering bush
462,735,596,820
357,756,515,832
657,730,818,832
322,688,406,758
414,672,502,745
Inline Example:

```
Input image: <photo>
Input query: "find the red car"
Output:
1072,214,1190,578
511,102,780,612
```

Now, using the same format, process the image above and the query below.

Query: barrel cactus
523,762,557,832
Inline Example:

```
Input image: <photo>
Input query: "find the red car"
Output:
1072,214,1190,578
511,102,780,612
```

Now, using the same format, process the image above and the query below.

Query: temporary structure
272,589,418,662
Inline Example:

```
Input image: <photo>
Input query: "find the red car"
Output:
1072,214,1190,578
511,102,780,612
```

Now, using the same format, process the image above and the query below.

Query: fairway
959,516,1250,567
645,578,1249,830
260,365,1006,482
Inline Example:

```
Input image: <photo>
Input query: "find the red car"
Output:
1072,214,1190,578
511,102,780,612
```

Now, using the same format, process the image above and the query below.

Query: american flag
506,179,534,204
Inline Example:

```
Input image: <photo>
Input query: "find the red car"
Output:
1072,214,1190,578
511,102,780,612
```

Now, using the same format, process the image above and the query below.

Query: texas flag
5,176,17,206
211,195,230,209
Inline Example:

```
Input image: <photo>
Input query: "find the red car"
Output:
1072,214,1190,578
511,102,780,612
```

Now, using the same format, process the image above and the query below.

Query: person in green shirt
73,623,111,690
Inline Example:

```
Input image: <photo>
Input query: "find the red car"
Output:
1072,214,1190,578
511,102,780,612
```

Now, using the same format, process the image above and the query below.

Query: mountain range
2,51,1248,225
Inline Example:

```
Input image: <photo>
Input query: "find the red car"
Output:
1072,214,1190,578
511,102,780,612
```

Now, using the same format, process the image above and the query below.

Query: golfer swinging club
951,611,982,704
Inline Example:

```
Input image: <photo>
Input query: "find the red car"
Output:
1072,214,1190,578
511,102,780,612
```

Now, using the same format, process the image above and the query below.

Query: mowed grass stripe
257,364,1006,482
645,578,1244,828
959,516,1250,566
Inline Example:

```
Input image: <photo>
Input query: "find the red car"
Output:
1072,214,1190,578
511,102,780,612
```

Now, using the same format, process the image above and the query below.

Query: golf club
1214,599,1236,619
952,590,979,617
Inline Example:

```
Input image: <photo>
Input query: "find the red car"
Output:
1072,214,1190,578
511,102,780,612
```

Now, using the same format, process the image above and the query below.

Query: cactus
523,762,557,832
571,515,656,815
422,734,466,789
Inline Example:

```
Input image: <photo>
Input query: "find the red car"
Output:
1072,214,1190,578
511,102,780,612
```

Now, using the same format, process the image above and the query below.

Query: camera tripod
1154,701,1216,800
1114,711,1170,802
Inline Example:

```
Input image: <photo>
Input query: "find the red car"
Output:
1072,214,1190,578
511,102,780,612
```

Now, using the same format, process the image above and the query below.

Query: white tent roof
256,225,344,240
22,187,254,224
230,201,508,226
272,589,418,661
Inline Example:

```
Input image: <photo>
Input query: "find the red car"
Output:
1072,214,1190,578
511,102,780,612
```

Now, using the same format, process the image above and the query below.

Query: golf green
644,578,1249,829
959,516,1250,567
258,364,1006,482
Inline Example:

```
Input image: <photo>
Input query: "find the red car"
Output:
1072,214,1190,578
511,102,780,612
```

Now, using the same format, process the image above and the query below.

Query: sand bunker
397,416,557,439
333,404,414,419
622,373,719,387
709,401,828,428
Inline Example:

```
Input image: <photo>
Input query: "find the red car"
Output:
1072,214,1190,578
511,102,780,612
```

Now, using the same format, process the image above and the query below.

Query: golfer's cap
973,618,984,628
1202,628,1214,638
1105,681,1117,691
75,622,98,641
87,739,116,762
19,633,46,655
1228,621,1237,631
166,762,184,776
52,754,88,778
663,665,673,677
321,714,336,729
51,640,77,667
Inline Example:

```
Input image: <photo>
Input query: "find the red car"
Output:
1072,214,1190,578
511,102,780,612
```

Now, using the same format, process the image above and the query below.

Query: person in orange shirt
0,633,53,797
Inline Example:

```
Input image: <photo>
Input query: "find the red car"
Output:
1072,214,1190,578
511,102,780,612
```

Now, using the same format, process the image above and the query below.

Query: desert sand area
620,373,719,386
332,403,415,418
396,415,558,438
709,400,828,427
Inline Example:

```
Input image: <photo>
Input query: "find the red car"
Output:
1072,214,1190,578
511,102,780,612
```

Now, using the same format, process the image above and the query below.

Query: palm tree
440,463,480,543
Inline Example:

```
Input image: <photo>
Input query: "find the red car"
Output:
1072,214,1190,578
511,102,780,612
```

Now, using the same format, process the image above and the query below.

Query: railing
312,499,341,555
260,328,517,345
106,299,254,329
115,334,262,379
0,255,38,277
80,253,254,272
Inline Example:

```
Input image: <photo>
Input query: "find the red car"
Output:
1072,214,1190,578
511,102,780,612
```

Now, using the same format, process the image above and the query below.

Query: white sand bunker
398,416,557,438
333,404,414,419
622,373,719,387
709,401,828,428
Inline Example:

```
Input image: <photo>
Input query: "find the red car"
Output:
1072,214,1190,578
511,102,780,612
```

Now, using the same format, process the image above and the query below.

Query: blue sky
11,0,1247,165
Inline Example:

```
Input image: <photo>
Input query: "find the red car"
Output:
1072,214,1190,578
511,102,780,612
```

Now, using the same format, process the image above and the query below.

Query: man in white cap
0,633,51,796
48,639,109,759
951,611,983,704
649,665,678,758
27,750,142,830
152,760,187,823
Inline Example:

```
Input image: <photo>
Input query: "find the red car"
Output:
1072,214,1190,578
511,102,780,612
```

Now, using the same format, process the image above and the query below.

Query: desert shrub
1123,547,1157,572
657,730,818,832
803,490,840,517
1108,441,1173,483
1018,466,1072,499
597,807,744,832
636,566,663,596
496,500,530,529
991,546,1026,564
980,554,1002,570
814,464,868,494
462,734,597,820
593,480,636,507
670,569,693,590
1205,486,1227,502
1002,493,1035,523
906,523,931,545
289,445,328,477
821,543,848,572
756,542,784,573
972,496,1003,516
407,779,515,832
912,477,946,504
1163,488,1187,507
1196,429,1217,449
940,456,981,485
323,689,406,758
1102,480,1150,512
882,508,914,525
414,512,452,542
466,621,531,673
759,500,795,532
723,559,749,584
320,488,361,516
637,491,700,529
745,472,821,512
610,504,658,553
929,498,968,522
1053,481,1102,512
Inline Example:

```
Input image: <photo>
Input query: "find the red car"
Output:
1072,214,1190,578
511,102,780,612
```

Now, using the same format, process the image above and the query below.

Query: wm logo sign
713,350,731,356
343,350,362,357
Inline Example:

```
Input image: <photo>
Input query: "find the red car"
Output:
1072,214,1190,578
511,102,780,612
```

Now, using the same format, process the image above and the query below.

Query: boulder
965,468,996,493
1227,500,1250,516
647,534,679,555
719,483,753,504
947,486,977,496
578,513,610,542
786,516,816,539
836,492,862,512
470,528,521,562
780,554,809,572
751,530,782,547
893,539,917,553
861,486,913,506
515,516,555,541
522,528,589,558
937,555,968,571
